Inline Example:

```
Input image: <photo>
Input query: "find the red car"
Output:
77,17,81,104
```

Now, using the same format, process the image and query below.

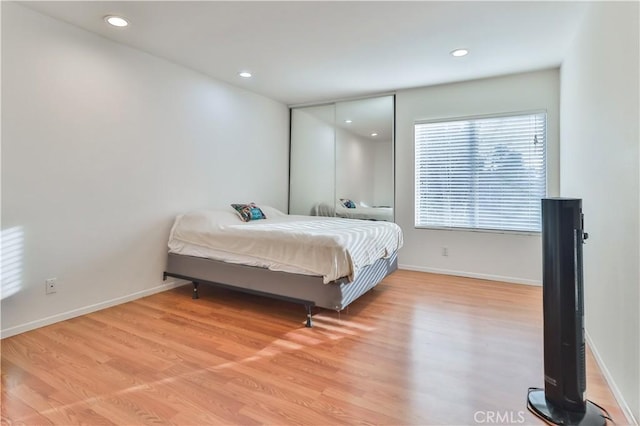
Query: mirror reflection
289,95,394,222
335,96,394,221
289,104,335,216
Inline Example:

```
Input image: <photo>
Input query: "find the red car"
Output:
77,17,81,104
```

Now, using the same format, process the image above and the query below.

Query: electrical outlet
441,247,449,257
45,278,57,294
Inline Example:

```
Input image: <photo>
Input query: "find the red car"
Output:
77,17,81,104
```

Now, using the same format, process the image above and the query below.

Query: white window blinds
415,112,546,232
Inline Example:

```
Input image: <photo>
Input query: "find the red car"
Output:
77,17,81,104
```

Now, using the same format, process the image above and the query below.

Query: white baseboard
0,279,190,339
585,331,638,425
398,263,541,286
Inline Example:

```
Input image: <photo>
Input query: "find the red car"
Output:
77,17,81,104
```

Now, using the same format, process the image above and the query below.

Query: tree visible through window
414,112,546,232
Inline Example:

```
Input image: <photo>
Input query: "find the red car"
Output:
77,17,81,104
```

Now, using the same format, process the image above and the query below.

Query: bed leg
305,304,313,328
192,282,200,299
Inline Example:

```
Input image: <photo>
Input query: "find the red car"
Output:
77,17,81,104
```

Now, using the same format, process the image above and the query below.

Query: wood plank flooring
1,270,627,425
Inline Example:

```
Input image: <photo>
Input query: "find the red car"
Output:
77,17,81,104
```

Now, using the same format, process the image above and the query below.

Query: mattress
168,207,403,284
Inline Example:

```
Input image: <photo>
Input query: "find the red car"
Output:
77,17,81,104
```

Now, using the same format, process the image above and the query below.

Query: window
415,112,546,233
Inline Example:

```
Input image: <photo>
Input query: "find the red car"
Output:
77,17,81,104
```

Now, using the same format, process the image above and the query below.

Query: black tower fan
527,198,607,425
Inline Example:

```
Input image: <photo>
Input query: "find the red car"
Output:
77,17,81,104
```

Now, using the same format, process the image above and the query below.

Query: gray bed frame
163,251,398,327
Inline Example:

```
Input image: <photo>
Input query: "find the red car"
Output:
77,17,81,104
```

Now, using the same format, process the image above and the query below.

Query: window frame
414,109,548,235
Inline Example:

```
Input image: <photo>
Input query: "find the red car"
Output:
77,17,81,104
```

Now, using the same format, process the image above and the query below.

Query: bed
163,205,403,326
311,201,394,222
336,204,393,221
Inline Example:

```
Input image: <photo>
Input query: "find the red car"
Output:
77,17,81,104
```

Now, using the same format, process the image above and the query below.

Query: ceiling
22,1,588,106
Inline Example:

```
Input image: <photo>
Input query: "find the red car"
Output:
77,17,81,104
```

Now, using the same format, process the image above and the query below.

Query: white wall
395,69,560,284
1,3,289,337
560,2,639,422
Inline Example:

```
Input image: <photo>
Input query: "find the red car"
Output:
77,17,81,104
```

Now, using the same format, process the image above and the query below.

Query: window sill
414,226,541,236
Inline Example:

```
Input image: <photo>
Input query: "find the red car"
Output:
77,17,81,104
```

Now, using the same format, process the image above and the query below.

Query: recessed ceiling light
371,133,378,137
451,48,469,57
104,15,129,27
345,119,353,124
239,71,252,78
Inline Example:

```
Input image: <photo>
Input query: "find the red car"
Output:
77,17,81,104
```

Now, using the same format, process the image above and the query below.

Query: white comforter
168,209,403,283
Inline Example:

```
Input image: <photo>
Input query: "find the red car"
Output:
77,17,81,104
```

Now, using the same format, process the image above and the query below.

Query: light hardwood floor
1,270,627,425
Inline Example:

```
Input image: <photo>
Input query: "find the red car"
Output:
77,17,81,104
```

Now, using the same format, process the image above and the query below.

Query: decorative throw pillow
231,203,267,222
340,198,356,209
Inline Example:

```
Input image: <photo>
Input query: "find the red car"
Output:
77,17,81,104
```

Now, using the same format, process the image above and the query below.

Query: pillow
340,198,356,209
231,203,267,222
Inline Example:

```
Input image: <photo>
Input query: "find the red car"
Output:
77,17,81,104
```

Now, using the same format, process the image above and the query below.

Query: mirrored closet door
289,104,336,216
289,95,394,221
